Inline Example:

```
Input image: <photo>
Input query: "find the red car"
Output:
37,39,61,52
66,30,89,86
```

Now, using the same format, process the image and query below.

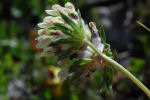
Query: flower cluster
36,2,104,61
36,2,89,59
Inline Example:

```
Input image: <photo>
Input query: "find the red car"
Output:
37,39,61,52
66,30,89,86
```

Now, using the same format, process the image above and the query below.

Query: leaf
104,65,114,89
100,65,114,91
79,58,91,66
104,43,112,57
70,93,78,100
99,25,106,45
113,49,118,61
69,58,91,73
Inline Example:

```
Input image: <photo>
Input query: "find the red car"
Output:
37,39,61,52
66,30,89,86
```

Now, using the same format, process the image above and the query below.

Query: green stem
85,40,150,98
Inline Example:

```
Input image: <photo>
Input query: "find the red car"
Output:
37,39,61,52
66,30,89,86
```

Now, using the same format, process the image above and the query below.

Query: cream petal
63,8,74,14
52,4,62,10
36,40,51,49
83,51,92,58
43,16,53,24
45,10,59,16
36,35,51,42
97,43,104,52
77,50,92,58
86,46,93,53
52,3,75,14
52,5,68,15
65,2,75,11
38,29,52,35
38,22,53,28
93,37,101,47
43,16,63,24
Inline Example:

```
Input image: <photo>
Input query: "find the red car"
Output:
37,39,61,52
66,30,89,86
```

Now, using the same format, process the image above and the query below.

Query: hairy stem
85,40,150,98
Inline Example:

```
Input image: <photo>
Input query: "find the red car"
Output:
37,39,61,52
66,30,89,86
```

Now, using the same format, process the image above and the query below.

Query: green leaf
104,65,114,89
100,65,114,91
113,49,118,61
0,20,7,39
79,58,92,66
129,58,145,75
69,58,91,72
104,43,112,57
70,93,78,100
99,25,106,45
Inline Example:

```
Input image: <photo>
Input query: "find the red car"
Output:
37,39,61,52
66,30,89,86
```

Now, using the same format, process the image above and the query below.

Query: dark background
0,0,150,100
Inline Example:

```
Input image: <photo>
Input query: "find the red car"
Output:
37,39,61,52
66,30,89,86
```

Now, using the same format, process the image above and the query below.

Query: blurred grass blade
137,21,150,32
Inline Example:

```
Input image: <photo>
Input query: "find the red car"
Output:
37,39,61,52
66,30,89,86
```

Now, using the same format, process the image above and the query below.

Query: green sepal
52,38,75,44
77,10,83,28
60,12,79,32
54,23,73,36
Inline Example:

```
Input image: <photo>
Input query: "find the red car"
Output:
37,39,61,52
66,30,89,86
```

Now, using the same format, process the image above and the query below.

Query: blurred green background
0,0,150,100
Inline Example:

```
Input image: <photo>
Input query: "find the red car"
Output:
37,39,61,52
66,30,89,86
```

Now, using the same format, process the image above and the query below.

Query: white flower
36,2,89,58
36,2,104,60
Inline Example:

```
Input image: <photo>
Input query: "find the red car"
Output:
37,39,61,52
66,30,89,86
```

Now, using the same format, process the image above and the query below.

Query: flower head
36,2,104,61
36,2,92,59
36,2,111,83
